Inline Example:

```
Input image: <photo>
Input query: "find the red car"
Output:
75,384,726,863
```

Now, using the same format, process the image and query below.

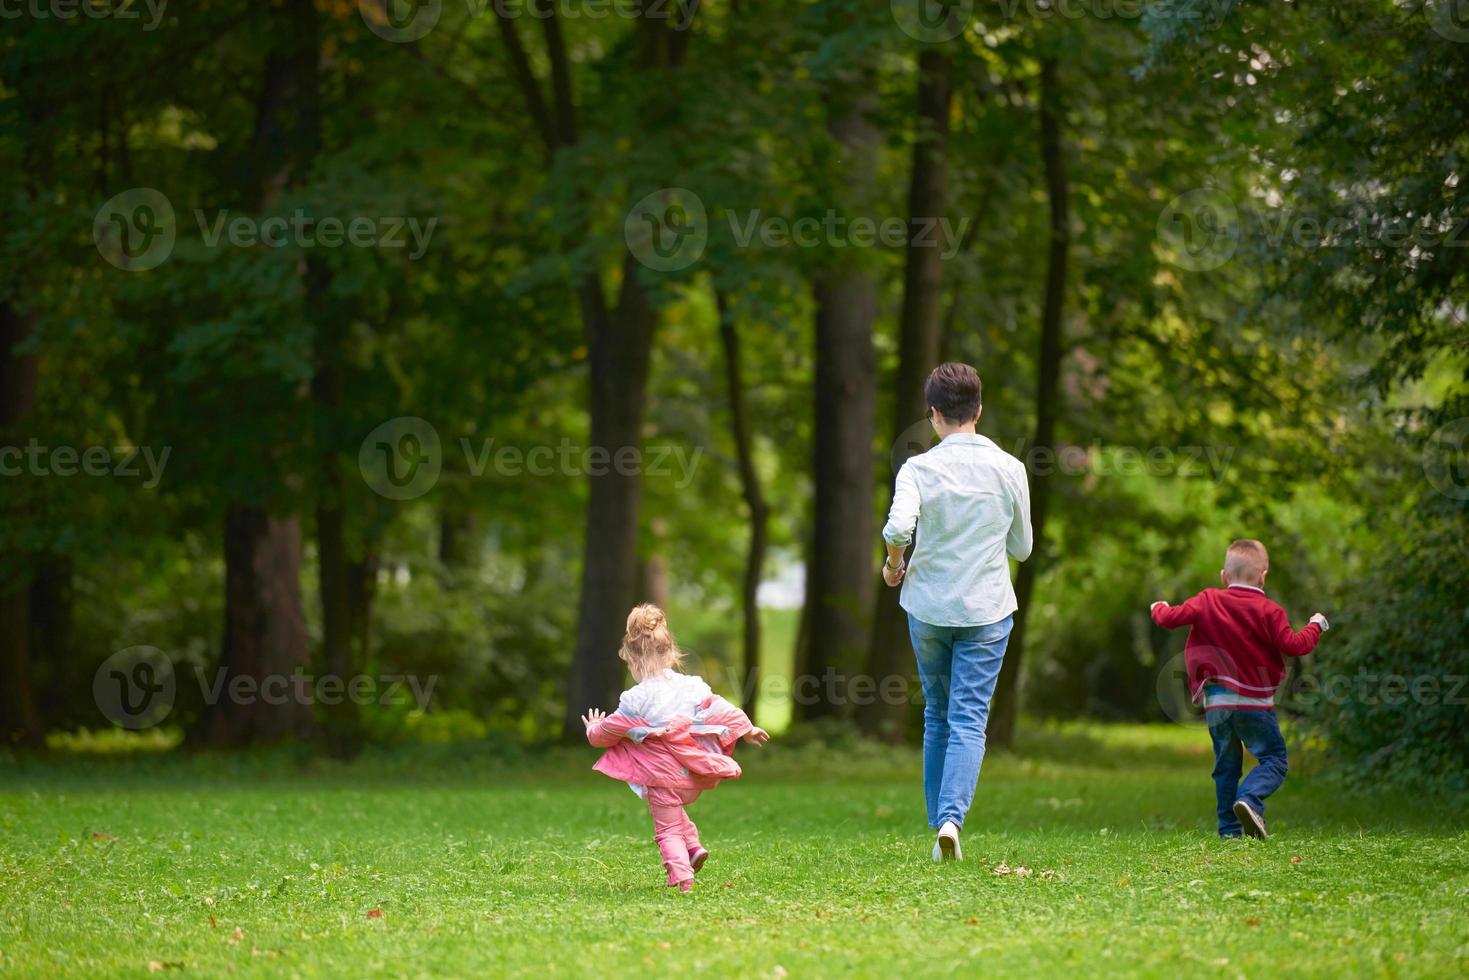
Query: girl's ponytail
619,603,684,680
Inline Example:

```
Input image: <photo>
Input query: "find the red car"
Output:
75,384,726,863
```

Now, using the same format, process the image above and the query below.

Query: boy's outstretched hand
1150,600,1168,612
743,727,770,746
1310,612,1330,631
581,708,606,728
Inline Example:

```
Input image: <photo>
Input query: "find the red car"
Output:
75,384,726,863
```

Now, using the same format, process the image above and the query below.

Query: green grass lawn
2,724,1465,977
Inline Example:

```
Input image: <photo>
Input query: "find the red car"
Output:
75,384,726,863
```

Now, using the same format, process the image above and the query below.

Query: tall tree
202,0,322,746
0,301,42,746
491,1,696,738
862,46,954,741
798,74,881,722
716,290,769,721
987,57,1069,750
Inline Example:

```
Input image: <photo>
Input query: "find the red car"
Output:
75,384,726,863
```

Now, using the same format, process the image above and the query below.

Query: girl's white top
616,669,713,727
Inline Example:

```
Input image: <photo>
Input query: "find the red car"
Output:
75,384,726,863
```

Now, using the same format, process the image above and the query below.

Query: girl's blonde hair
619,603,683,681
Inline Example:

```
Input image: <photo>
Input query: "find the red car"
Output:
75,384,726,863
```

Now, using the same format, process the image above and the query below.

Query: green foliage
1300,493,1469,793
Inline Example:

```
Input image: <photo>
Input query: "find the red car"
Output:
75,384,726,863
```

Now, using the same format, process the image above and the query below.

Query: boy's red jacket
1151,584,1322,706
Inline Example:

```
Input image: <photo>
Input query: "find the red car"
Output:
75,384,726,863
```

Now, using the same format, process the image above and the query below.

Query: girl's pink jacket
586,695,755,791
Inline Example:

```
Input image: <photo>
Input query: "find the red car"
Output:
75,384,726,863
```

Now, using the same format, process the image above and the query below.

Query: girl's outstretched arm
584,708,650,747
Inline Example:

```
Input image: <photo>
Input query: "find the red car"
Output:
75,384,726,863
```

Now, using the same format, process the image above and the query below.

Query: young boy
1151,539,1329,839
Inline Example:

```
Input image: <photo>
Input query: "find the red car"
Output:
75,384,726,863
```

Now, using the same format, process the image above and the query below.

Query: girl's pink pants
646,786,703,886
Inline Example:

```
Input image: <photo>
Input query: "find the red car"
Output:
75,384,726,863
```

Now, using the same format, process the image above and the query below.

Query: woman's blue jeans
907,613,1014,831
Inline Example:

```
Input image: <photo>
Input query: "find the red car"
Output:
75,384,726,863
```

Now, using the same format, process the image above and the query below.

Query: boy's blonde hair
619,603,684,681
1224,539,1269,584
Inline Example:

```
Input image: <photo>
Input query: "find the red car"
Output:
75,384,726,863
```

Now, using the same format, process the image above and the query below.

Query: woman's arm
881,463,921,585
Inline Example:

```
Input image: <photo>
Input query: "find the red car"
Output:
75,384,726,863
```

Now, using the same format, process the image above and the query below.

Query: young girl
582,603,768,891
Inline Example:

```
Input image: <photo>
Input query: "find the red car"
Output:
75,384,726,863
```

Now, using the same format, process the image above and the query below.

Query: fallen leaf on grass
146,961,183,972
1039,870,1058,881
1290,855,1303,864
965,917,979,925
209,916,216,929
366,908,384,920
1015,866,1033,879
1246,918,1261,927
92,832,116,842
993,863,1011,876
657,942,671,949
228,927,245,945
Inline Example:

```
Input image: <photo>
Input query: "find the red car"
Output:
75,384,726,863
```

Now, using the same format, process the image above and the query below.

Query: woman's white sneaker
935,821,962,861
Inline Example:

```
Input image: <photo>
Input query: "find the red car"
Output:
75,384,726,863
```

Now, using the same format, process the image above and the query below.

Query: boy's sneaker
935,821,962,861
1232,801,1268,839
689,846,709,875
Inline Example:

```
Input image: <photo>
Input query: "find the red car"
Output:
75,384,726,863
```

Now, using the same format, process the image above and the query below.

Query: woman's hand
581,708,607,728
882,559,906,588
744,727,770,746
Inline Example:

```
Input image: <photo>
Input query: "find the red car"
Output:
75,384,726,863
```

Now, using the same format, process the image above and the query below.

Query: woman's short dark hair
924,362,982,425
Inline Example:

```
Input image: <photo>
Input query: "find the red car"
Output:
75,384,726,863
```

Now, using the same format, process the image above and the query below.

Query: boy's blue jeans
907,613,1013,831
1207,706,1289,837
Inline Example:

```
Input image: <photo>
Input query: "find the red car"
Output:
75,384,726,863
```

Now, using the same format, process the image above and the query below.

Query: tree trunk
637,554,670,611
31,557,74,728
207,0,323,749
798,84,881,723
987,58,1069,751
491,2,692,739
438,506,479,573
0,300,42,746
862,46,953,742
563,254,658,733
716,290,769,721
207,505,314,745
314,312,359,758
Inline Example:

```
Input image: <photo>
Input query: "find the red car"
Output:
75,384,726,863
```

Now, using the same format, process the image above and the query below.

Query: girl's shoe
674,880,694,892
689,846,709,875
